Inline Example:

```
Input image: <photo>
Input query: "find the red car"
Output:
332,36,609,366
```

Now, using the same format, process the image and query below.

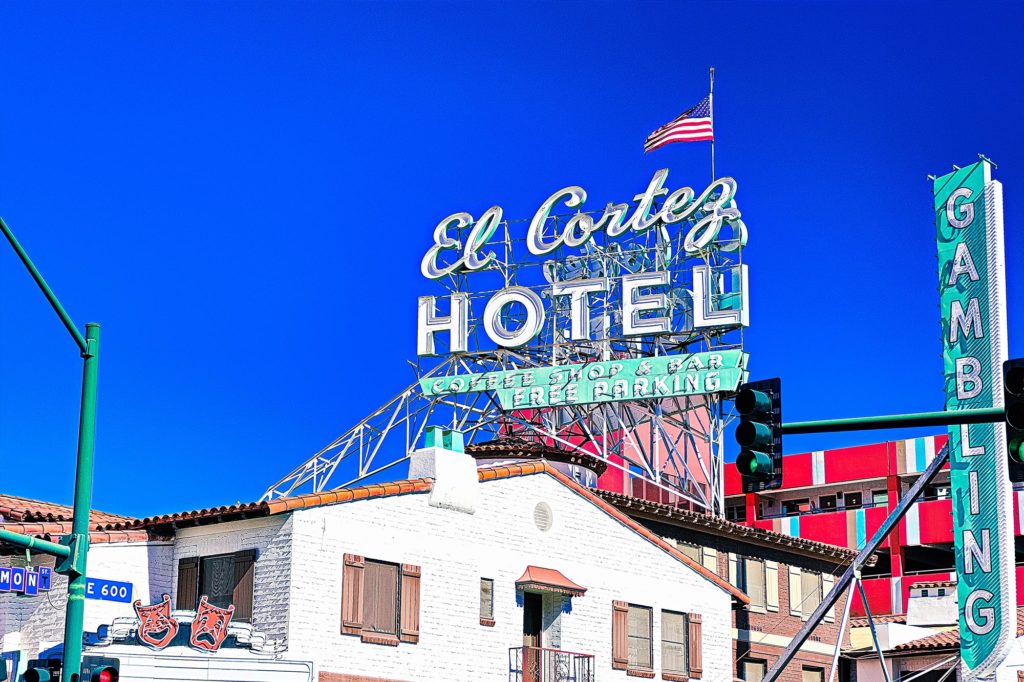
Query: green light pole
0,216,100,682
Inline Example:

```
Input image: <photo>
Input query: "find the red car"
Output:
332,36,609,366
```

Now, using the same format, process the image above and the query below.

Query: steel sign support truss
261,349,731,513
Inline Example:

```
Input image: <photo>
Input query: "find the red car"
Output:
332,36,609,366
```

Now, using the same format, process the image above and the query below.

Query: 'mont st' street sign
935,159,1013,679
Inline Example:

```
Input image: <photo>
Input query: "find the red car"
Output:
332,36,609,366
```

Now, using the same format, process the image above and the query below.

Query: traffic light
735,378,782,492
1006,359,1024,479
80,657,119,682
23,659,60,682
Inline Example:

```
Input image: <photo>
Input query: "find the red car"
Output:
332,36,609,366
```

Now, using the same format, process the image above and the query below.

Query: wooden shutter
789,567,803,617
400,564,421,643
766,561,779,612
823,573,836,623
341,554,364,635
687,612,703,678
176,557,199,610
612,600,629,670
231,549,257,623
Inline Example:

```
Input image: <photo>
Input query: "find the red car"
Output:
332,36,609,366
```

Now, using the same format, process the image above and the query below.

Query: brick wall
172,515,291,643
285,472,736,682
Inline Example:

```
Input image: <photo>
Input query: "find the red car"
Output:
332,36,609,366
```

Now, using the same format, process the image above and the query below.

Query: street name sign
934,159,1013,679
85,577,133,603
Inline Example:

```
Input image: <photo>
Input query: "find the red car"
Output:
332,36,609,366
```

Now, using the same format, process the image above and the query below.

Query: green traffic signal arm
0,528,71,559
781,406,1004,435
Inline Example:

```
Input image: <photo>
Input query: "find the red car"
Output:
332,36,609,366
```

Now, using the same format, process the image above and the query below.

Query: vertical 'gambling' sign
935,159,1013,679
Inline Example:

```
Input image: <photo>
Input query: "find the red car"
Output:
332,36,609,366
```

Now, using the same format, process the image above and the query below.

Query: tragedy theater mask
134,594,179,649
189,595,235,652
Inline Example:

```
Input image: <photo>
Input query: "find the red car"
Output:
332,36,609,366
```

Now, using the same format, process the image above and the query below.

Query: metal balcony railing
509,646,595,682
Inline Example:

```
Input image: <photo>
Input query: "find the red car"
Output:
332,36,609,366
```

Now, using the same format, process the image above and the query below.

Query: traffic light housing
735,378,783,492
80,657,119,682
23,659,60,682
1006,359,1024,476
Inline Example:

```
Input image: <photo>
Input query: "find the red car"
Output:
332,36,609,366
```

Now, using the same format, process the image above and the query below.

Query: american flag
644,96,713,153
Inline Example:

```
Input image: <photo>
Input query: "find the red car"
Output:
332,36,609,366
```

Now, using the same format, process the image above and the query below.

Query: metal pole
709,67,715,182
858,576,893,682
0,217,88,355
762,443,950,681
826,584,853,682
0,217,102,682
61,322,100,682
782,406,1003,435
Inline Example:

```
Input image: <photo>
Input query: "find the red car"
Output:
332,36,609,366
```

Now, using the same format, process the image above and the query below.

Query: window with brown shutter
400,564,420,643
661,610,688,679
231,549,257,623
175,557,199,610
362,560,399,644
341,554,420,646
627,605,653,671
687,612,702,678
341,554,364,635
612,600,629,670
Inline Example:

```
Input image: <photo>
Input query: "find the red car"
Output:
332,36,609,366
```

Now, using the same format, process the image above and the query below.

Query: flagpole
709,66,716,182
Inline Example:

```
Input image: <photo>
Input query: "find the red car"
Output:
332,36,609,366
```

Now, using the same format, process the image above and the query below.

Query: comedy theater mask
134,594,179,649
190,595,235,652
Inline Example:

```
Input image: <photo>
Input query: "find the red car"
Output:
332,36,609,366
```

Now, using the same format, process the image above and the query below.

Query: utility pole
0,216,100,682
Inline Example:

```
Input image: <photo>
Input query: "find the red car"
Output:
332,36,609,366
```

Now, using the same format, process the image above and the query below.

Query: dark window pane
200,555,236,610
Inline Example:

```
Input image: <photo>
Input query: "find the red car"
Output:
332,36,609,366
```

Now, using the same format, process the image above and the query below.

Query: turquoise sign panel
421,350,748,409
935,160,1013,678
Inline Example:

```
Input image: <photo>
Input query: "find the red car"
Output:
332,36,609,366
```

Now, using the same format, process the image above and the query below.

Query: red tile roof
0,494,145,545
596,489,863,565
0,493,134,527
466,438,609,476
881,607,1024,654
106,460,749,604
516,565,587,597
849,614,907,628
890,629,960,653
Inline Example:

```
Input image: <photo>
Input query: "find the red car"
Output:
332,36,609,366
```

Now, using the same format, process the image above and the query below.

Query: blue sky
1,1,1022,517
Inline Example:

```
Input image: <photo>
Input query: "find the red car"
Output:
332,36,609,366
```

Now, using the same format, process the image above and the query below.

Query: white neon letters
421,169,747,279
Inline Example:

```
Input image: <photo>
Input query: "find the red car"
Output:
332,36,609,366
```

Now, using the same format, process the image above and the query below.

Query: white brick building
2,451,745,682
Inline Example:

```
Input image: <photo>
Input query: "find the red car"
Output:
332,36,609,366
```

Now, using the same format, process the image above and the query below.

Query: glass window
802,667,825,682
872,490,889,506
744,557,766,609
676,541,701,563
726,505,747,522
742,660,767,682
363,560,399,636
819,494,837,511
627,605,653,670
702,547,718,573
480,578,494,620
845,492,863,509
199,554,237,610
661,611,688,674
801,571,823,617
938,588,946,596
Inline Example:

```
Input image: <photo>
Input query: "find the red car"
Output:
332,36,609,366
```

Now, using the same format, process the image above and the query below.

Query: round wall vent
534,501,553,531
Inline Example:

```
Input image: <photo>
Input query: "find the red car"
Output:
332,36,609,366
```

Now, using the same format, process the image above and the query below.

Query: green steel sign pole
0,216,99,682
